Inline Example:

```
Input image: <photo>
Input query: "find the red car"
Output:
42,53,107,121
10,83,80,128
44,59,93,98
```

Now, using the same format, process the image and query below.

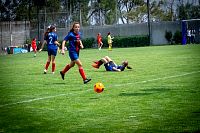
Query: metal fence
2,20,199,54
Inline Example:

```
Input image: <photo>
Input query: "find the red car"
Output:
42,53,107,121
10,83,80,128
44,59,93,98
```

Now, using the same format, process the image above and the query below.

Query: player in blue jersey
40,25,60,74
60,22,91,84
92,56,132,72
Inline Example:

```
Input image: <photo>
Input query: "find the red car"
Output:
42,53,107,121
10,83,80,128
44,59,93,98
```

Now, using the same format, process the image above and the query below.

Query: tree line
0,0,200,26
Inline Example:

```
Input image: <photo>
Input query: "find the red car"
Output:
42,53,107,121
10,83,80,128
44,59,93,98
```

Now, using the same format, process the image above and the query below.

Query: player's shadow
89,97,100,100
43,82,67,86
92,70,107,73
119,87,170,97
141,88,171,92
119,92,153,96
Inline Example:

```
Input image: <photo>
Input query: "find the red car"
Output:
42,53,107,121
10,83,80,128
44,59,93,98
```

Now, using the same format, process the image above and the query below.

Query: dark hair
44,30,49,38
44,27,50,38
70,22,80,32
50,25,56,32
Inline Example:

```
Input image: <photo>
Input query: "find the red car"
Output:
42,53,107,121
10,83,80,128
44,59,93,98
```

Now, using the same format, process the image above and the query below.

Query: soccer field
0,45,200,132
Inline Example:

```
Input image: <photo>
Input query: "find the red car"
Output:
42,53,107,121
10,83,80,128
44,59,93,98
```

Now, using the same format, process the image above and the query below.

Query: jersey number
49,36,53,44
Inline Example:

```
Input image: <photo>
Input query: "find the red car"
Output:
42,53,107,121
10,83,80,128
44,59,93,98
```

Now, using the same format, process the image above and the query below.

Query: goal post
181,19,200,45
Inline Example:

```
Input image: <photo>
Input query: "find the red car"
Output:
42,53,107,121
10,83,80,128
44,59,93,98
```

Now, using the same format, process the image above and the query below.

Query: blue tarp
13,48,28,54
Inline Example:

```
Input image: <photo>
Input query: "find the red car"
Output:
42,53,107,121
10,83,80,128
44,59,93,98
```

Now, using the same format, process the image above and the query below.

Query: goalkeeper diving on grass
92,56,132,72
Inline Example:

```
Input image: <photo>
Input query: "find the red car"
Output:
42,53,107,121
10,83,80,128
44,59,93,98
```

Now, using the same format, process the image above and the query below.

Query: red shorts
32,47,37,52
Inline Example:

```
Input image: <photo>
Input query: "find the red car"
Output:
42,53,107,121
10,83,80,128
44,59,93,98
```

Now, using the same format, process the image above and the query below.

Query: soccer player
40,25,60,74
97,33,103,50
31,38,37,57
107,32,114,51
39,25,50,51
92,56,132,72
60,22,91,84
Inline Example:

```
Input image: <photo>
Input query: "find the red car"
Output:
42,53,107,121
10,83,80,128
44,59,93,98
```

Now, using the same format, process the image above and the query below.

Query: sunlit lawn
0,44,200,132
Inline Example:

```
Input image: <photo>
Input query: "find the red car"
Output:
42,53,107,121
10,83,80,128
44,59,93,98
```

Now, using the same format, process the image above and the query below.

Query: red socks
45,61,50,70
62,64,71,74
52,63,55,72
45,62,56,73
97,60,103,66
79,67,86,80
62,65,86,80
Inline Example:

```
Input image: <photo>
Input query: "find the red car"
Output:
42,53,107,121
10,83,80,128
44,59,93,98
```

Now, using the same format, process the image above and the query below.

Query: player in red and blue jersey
60,22,91,84
40,25,60,74
92,56,132,72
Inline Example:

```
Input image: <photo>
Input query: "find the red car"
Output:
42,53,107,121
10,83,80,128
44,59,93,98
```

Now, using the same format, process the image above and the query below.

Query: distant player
31,38,37,57
92,56,132,72
40,25,60,74
107,32,114,51
97,33,103,50
60,22,91,84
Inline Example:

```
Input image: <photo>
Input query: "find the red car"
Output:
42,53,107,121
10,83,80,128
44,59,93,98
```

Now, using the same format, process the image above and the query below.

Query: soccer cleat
93,61,99,64
60,71,65,80
92,63,100,69
126,66,132,69
44,69,47,74
84,78,91,84
52,72,55,74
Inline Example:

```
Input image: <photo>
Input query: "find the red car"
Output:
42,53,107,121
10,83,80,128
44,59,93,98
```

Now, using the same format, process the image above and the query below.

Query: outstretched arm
39,40,46,52
54,41,60,46
79,40,84,49
112,67,121,72
61,40,66,55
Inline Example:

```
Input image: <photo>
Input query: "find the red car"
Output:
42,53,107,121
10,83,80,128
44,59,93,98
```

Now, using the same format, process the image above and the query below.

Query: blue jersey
63,31,82,53
104,61,125,71
46,32,58,49
45,32,58,56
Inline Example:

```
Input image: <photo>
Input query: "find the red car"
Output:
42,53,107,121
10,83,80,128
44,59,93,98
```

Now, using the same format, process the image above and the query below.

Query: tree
123,0,170,23
118,0,144,24
0,0,20,21
87,0,116,25
178,2,200,20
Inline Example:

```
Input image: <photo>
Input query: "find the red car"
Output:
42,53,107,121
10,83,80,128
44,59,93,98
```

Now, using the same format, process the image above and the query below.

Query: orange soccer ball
94,82,105,93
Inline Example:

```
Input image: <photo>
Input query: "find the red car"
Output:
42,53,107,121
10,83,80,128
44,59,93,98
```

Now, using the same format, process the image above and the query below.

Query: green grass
0,45,200,133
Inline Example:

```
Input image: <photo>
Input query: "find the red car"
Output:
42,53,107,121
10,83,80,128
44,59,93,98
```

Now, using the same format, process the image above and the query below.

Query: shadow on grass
43,82,67,86
43,82,69,89
119,87,170,97
92,70,107,73
119,92,153,96
0,106,58,133
89,97,100,100
141,88,171,92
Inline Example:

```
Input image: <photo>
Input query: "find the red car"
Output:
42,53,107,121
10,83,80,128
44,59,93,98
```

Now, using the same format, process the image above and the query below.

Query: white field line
113,70,200,87
0,70,200,108
0,94,68,108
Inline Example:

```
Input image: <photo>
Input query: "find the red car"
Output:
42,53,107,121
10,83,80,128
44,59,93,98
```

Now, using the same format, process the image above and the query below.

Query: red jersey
97,34,102,44
31,39,37,51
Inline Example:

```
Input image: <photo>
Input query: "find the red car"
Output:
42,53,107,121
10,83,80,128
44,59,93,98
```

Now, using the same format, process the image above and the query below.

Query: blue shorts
69,51,79,61
117,65,125,71
48,47,57,56
104,61,117,71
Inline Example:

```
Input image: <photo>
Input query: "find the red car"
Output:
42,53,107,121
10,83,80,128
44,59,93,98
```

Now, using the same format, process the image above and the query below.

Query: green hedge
81,37,95,48
115,35,149,47
173,31,182,44
81,35,149,48
30,35,149,51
